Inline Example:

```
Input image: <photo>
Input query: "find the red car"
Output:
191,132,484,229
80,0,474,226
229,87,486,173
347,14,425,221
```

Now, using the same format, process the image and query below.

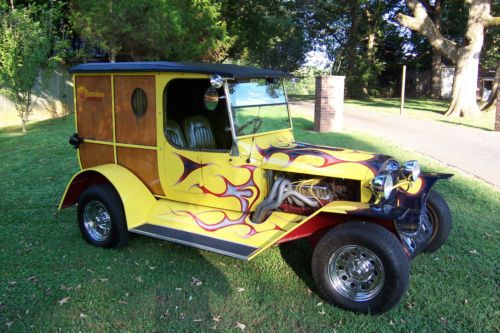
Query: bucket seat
183,115,217,149
165,119,187,148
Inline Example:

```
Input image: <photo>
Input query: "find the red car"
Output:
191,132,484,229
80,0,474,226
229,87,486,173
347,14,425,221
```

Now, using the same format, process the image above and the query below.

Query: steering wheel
237,117,263,134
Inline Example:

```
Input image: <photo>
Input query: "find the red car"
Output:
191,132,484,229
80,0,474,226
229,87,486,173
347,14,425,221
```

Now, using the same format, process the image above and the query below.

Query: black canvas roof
69,61,293,79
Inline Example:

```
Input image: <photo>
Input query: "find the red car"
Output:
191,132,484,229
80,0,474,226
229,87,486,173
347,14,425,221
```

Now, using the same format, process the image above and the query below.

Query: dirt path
290,100,500,188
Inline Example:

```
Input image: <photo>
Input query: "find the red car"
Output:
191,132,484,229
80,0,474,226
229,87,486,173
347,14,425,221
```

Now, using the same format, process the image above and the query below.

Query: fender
59,164,157,229
275,201,398,247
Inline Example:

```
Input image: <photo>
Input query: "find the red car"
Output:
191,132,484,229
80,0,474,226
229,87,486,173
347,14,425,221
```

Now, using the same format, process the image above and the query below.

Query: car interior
163,79,232,151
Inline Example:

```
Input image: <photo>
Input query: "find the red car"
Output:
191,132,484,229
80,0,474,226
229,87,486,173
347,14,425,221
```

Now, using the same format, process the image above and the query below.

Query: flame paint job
174,153,211,185
195,165,259,212
257,142,392,177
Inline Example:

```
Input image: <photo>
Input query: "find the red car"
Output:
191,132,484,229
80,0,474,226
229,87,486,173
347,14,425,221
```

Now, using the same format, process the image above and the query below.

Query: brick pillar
495,93,500,132
314,75,345,132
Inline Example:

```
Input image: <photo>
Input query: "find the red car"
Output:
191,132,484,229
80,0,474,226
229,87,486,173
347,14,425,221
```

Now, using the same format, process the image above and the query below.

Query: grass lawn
289,95,496,131
0,115,499,332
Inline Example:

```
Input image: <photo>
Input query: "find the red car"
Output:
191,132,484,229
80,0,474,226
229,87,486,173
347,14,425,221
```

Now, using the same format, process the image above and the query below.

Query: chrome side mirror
210,74,224,88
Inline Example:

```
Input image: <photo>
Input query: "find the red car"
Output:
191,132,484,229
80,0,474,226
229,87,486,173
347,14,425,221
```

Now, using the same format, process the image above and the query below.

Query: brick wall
314,76,345,133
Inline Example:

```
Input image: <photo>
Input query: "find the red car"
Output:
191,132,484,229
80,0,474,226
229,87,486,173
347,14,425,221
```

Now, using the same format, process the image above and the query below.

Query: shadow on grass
438,119,494,131
347,98,448,115
292,117,385,153
279,239,317,292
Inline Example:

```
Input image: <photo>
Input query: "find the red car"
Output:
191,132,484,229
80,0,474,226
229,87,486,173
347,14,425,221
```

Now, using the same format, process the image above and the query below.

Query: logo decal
77,86,104,101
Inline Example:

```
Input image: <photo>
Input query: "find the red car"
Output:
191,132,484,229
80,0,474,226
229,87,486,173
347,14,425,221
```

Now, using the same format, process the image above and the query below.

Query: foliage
70,0,232,62
0,6,65,133
284,66,328,96
301,0,402,98
222,0,310,71
0,114,498,331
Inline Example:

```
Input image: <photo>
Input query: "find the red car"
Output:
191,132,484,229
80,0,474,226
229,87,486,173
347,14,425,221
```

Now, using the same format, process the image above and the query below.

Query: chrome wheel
327,245,385,302
83,201,112,242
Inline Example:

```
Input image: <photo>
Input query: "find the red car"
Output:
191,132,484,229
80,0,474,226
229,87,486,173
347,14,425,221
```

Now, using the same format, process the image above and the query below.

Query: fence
0,64,74,127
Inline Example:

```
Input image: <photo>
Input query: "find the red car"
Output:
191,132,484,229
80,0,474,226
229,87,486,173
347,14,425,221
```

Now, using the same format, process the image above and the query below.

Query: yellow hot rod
60,62,452,314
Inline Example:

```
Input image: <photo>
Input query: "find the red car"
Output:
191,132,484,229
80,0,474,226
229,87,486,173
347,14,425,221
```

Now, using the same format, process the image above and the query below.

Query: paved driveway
290,100,500,188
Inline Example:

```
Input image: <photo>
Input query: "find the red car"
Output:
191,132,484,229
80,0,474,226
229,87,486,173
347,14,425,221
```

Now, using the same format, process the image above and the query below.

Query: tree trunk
345,1,359,79
480,63,499,111
444,1,486,117
430,0,443,99
445,51,480,117
110,51,116,63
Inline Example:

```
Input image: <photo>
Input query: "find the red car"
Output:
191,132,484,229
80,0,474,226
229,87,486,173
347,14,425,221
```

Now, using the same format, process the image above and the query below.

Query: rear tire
311,222,410,314
423,190,452,253
77,185,129,248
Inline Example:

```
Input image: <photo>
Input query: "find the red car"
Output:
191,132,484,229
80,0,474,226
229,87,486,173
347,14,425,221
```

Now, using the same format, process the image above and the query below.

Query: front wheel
311,222,410,314
423,190,452,253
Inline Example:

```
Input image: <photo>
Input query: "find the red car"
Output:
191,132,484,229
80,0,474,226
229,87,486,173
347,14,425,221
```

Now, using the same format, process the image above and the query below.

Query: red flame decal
195,165,260,212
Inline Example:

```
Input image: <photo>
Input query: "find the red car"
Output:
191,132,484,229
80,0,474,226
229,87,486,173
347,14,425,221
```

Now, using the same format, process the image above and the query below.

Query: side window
131,88,147,117
163,79,231,151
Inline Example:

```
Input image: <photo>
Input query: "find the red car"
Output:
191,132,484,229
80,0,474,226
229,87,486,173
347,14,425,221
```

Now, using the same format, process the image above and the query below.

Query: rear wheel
77,185,128,248
423,190,452,253
311,222,410,314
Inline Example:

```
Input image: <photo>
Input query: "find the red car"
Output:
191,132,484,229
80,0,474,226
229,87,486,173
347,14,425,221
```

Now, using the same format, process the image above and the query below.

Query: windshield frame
223,79,293,140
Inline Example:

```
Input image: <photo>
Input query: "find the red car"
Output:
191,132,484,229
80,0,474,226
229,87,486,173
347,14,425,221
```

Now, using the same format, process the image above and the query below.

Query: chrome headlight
400,160,420,181
370,173,394,199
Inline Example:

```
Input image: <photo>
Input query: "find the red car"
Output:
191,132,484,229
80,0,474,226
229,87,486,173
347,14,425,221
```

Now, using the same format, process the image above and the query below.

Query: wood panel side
116,147,164,195
79,143,115,169
75,76,113,141
114,75,157,146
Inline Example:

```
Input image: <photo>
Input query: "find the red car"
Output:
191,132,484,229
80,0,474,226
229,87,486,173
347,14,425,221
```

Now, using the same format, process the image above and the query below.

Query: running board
130,223,258,260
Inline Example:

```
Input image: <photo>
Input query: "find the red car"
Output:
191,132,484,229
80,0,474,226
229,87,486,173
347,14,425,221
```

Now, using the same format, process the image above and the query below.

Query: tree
480,24,499,111
222,0,310,71
422,0,444,99
303,0,399,97
396,0,500,117
70,0,231,62
0,7,63,133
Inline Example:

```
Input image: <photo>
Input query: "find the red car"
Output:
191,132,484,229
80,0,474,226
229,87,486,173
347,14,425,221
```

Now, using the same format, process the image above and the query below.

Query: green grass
1,115,499,332
289,95,496,131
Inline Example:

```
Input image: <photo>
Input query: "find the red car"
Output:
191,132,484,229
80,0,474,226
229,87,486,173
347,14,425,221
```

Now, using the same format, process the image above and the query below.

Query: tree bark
444,0,488,117
430,0,442,99
480,63,499,111
110,51,116,63
346,1,359,79
21,117,26,133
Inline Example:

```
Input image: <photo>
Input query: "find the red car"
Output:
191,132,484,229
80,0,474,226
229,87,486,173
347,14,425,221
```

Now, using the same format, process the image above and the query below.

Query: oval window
204,87,219,111
131,88,147,117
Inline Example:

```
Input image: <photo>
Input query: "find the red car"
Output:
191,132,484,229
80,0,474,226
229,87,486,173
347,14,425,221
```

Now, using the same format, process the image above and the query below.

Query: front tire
311,222,410,314
423,190,452,253
77,185,129,248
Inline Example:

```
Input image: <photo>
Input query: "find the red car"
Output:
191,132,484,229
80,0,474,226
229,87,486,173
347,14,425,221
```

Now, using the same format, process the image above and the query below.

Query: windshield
228,80,291,137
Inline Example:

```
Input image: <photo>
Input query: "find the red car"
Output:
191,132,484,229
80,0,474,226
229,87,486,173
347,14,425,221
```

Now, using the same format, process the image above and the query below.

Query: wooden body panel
79,143,115,168
116,146,164,195
75,76,113,141
114,75,157,146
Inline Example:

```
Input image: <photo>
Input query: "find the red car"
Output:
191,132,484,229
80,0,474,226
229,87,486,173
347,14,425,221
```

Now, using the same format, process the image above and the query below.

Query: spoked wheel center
328,245,385,302
83,200,112,242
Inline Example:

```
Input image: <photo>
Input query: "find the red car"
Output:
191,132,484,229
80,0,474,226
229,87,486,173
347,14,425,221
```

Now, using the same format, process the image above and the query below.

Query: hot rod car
60,62,452,314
